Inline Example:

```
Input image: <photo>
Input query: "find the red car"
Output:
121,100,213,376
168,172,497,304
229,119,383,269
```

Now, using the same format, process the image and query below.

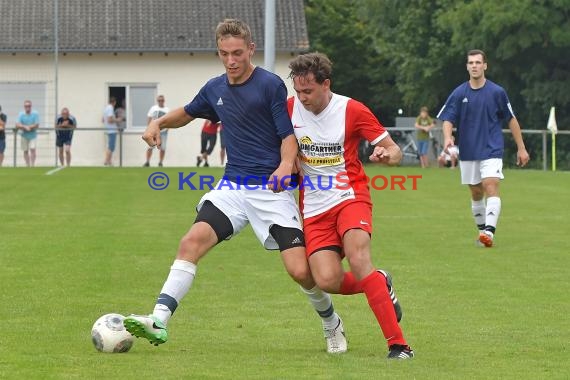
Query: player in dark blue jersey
438,49,529,247
124,19,347,354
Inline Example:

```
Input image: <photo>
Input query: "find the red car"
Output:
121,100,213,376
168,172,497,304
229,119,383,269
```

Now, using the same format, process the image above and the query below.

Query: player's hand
517,148,530,167
369,146,390,163
268,164,293,193
443,138,454,154
142,120,162,149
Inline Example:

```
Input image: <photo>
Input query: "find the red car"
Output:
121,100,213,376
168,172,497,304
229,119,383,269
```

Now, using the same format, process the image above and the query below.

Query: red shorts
303,200,373,257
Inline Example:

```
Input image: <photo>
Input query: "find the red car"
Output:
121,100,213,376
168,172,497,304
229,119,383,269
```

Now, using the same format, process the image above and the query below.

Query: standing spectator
15,100,39,167
144,95,170,167
438,49,530,247
196,119,218,167
55,107,76,167
0,105,6,166
115,99,126,131
218,122,226,166
103,97,119,166
414,106,435,168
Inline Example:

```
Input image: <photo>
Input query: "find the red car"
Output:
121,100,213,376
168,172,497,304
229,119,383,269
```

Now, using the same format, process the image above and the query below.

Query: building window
108,84,156,130
0,82,48,129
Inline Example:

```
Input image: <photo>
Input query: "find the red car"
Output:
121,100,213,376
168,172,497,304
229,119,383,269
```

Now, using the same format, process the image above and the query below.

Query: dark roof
0,0,308,53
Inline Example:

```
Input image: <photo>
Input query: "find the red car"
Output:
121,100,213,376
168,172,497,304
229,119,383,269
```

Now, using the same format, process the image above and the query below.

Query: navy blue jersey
184,67,294,183
437,80,514,161
56,116,76,140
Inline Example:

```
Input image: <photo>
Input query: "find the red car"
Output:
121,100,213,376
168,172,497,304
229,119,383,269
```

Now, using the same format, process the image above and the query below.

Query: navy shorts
56,131,73,147
200,132,217,155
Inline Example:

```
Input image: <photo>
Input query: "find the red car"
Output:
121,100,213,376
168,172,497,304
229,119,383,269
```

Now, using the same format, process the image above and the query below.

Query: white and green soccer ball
91,313,134,353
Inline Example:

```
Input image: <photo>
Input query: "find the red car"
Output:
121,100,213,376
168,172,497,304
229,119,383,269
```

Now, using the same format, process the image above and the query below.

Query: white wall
0,51,297,167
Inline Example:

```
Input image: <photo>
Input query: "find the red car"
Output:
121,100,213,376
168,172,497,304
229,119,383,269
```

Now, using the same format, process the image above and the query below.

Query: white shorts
460,158,504,185
197,182,302,250
21,137,37,151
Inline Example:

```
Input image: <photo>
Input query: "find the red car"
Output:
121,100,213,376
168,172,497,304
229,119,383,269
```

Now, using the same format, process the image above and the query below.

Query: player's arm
0,116,5,130
369,135,401,166
142,107,193,148
269,134,298,192
442,120,454,152
507,117,530,167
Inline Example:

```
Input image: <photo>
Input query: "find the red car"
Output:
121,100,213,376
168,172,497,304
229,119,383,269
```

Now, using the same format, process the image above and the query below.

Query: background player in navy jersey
437,49,530,247
124,19,347,354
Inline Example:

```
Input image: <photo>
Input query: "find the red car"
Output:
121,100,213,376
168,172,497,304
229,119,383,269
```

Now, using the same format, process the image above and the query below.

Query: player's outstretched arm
142,107,193,149
508,117,530,167
369,135,401,166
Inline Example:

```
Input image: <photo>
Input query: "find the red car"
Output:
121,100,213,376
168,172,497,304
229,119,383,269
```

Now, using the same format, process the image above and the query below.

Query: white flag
547,106,558,134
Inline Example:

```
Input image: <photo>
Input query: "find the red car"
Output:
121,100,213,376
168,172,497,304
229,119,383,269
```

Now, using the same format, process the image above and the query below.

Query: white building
0,0,309,167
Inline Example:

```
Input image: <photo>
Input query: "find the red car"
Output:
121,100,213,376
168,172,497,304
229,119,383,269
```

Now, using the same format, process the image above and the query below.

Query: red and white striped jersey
287,93,388,218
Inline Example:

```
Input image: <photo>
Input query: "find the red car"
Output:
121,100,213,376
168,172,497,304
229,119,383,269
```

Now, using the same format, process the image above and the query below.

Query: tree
304,0,402,126
304,0,570,168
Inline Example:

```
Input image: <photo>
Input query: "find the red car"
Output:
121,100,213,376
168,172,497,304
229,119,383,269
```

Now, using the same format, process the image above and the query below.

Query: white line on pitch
45,166,66,175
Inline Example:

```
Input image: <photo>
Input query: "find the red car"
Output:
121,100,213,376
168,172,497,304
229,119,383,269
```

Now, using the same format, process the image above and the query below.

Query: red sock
340,272,363,295
361,271,406,347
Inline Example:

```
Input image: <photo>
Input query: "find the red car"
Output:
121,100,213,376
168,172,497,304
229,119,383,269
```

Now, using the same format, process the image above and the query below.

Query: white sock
300,286,339,329
485,197,501,232
471,199,486,230
153,259,197,325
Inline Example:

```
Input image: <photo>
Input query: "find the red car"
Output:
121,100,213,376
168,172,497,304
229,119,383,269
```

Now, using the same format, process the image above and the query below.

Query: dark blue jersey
184,67,294,183
437,80,514,161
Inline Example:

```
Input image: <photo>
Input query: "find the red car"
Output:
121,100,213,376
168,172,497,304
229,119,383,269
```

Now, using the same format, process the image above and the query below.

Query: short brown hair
288,52,333,84
215,19,252,46
420,106,429,113
467,49,487,63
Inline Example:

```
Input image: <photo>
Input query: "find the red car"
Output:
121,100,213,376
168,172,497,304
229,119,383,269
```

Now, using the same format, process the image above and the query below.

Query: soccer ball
91,313,134,353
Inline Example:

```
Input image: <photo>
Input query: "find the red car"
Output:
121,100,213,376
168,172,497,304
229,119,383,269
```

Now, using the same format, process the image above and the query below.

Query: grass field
0,166,568,379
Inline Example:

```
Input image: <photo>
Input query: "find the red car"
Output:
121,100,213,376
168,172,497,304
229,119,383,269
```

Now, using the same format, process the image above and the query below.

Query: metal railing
367,127,569,170
3,127,126,167
1,126,568,170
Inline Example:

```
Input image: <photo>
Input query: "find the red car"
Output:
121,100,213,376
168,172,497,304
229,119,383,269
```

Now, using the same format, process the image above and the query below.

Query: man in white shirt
144,95,170,167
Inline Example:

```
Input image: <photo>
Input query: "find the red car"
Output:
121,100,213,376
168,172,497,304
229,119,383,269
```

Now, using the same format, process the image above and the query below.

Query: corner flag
547,107,558,134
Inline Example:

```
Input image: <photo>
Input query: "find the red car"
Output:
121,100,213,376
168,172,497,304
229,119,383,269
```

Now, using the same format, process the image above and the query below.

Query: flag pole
547,106,558,172
552,133,556,171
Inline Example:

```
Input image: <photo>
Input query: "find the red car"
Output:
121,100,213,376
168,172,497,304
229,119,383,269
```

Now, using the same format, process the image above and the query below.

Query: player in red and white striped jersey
287,53,414,359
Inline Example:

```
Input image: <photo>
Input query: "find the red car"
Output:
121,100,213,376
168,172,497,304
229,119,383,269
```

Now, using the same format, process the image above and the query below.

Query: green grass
0,166,568,379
